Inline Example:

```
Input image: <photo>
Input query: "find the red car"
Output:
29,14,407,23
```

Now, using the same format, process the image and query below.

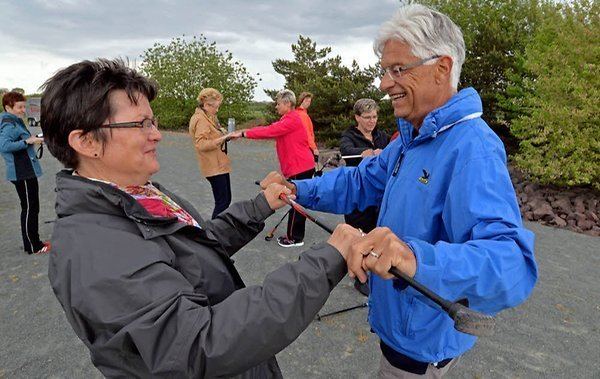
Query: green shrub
140,35,257,130
421,0,555,148
508,0,599,189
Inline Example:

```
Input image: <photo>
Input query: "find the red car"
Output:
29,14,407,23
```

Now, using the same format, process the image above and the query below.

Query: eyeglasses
359,115,378,121
379,55,441,81
99,117,159,131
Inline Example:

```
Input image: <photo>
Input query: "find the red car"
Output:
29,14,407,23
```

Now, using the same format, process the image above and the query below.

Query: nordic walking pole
272,191,495,337
264,208,291,241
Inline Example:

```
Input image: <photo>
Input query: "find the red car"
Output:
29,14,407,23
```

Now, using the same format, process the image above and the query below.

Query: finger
349,236,372,283
260,171,277,189
348,249,367,283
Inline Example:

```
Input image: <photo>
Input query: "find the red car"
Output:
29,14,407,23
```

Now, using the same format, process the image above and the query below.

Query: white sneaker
277,236,304,248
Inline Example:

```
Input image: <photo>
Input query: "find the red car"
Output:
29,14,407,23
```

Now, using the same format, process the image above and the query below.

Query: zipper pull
392,152,404,176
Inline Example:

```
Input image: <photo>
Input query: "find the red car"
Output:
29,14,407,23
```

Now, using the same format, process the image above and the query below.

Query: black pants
11,178,43,253
344,206,380,233
207,173,232,219
286,168,315,242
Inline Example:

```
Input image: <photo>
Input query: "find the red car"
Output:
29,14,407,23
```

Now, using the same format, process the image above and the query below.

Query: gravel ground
1,128,598,378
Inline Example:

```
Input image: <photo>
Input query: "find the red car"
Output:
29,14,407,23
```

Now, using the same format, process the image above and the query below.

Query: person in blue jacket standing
260,4,537,377
0,91,50,254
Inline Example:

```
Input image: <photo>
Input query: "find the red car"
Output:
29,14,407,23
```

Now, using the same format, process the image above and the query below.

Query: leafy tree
266,35,392,145
507,0,599,189
140,35,258,129
421,0,555,149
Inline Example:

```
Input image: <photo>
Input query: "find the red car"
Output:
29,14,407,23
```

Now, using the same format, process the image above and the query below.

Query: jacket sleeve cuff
302,242,347,287
291,180,312,206
253,192,276,221
403,237,441,288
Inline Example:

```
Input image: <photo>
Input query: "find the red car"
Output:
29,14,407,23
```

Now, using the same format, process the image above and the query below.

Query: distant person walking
296,91,319,162
0,91,50,254
189,88,233,219
232,89,315,247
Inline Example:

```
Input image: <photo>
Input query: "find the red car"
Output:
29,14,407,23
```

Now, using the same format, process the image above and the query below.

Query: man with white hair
260,4,537,377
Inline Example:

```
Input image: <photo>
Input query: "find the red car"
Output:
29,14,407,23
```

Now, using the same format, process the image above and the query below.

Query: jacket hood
396,87,483,146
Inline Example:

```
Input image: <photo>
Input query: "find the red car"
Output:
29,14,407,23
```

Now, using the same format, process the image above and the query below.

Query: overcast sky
0,0,400,100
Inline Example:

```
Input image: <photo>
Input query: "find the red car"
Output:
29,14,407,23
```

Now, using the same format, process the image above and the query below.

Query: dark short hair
2,91,26,111
41,58,158,168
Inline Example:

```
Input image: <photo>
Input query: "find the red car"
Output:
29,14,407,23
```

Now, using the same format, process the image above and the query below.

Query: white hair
276,89,296,107
374,4,466,88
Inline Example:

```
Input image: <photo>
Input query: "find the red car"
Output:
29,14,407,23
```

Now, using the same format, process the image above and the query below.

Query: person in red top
233,89,315,247
296,91,319,163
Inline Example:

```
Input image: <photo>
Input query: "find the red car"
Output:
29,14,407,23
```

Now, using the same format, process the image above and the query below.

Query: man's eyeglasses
99,117,159,131
379,55,441,81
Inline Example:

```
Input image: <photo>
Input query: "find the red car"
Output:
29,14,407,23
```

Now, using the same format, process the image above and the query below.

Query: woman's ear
68,130,102,158
355,114,361,124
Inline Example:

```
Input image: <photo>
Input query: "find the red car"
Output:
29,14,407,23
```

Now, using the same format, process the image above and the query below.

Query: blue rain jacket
0,112,43,181
294,88,537,363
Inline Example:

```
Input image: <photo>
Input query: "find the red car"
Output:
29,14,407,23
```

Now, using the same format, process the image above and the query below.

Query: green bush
507,0,599,189
421,0,555,148
140,35,258,130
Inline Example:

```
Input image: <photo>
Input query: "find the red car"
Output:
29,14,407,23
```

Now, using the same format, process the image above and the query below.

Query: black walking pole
276,193,495,337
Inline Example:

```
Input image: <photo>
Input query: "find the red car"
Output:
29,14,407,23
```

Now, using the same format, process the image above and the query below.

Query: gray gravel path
1,128,598,378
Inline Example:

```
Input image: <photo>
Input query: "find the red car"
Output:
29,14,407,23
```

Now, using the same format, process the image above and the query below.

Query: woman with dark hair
340,98,389,233
42,58,360,378
339,99,389,296
189,88,233,219
0,91,50,254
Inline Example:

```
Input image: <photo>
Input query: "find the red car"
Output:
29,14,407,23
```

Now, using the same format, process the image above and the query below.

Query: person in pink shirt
233,89,315,247
296,91,319,163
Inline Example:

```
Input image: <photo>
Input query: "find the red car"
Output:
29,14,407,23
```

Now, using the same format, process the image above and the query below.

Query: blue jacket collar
0,111,23,124
396,87,483,146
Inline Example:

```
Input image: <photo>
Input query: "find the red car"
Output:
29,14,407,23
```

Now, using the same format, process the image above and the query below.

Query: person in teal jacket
0,91,50,254
261,4,537,377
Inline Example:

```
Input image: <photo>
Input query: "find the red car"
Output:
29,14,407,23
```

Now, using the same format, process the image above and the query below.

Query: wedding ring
369,251,380,259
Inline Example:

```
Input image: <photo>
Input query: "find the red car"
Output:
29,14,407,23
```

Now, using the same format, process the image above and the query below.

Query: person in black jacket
339,99,389,296
42,58,362,378
340,98,390,232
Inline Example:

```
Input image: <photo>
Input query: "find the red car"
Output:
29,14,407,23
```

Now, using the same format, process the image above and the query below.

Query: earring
94,153,98,157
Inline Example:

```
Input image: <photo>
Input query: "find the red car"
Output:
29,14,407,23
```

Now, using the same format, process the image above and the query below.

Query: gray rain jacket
48,170,346,378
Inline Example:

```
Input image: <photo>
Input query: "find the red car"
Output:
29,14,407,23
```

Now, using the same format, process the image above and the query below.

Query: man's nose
379,73,394,92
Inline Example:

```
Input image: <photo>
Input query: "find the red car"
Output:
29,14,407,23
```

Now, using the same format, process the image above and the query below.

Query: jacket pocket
406,295,445,338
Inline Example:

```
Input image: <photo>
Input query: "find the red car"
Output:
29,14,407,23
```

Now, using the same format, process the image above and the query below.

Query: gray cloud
0,0,399,98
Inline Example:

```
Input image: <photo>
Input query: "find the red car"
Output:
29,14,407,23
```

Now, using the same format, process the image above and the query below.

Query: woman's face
98,90,162,186
276,99,292,116
203,99,222,116
355,110,378,134
6,101,26,117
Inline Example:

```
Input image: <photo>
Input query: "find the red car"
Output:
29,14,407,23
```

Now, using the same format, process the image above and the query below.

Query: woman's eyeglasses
99,117,159,131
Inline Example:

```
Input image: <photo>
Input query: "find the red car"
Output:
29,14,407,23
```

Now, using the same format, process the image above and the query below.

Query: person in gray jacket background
41,58,361,378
